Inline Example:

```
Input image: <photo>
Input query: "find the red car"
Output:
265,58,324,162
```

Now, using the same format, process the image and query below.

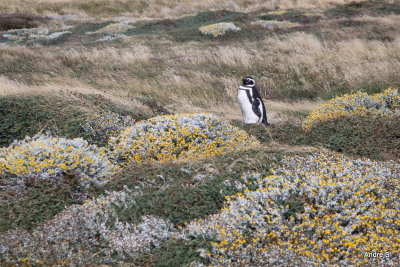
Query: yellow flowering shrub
303,88,400,130
108,113,260,164
199,22,241,37
0,135,119,187
186,153,400,266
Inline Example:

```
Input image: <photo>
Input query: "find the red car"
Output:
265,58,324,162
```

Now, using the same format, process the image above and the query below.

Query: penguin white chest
237,89,260,124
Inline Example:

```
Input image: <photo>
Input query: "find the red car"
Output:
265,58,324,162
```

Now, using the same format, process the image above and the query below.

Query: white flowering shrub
108,113,260,164
82,111,136,146
96,34,126,42
0,189,177,264
251,20,300,29
303,88,400,130
199,22,241,37
266,10,288,15
185,153,400,266
0,135,119,187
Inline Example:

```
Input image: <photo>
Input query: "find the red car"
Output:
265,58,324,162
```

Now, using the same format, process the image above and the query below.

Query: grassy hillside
0,0,369,18
0,0,399,266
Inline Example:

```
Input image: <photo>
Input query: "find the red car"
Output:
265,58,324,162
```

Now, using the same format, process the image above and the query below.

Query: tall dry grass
0,0,367,18
1,29,399,121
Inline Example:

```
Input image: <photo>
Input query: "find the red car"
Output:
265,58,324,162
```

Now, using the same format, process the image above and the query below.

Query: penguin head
242,76,255,87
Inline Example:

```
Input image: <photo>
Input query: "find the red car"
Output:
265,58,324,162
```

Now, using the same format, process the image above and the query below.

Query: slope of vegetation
0,0,399,266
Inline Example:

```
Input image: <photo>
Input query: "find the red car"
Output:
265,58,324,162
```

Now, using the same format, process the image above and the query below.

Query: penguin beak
242,78,247,84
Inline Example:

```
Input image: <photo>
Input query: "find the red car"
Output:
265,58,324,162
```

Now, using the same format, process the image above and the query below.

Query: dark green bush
303,116,400,160
0,13,47,31
0,96,85,147
0,176,86,232
235,116,399,160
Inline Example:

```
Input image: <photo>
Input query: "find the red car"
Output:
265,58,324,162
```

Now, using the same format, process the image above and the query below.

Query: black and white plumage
237,76,269,125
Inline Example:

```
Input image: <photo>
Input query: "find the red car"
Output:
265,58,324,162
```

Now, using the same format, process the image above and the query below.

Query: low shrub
251,20,300,30
0,178,86,232
303,88,400,130
108,113,260,164
0,96,86,147
0,135,119,187
199,22,241,37
81,111,136,146
0,189,177,265
0,13,47,31
303,115,400,160
185,152,400,266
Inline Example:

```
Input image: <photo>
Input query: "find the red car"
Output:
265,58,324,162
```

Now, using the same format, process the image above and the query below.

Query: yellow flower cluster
199,22,241,37
186,153,400,266
303,88,400,130
0,135,119,187
108,113,259,164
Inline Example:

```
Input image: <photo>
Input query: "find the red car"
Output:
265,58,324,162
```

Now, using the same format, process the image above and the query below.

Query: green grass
0,95,146,147
301,116,400,160
325,0,400,18
132,238,212,266
237,116,400,161
0,96,86,146
0,177,85,232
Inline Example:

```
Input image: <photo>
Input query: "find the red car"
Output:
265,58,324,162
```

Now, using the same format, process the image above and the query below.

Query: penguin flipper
252,98,262,118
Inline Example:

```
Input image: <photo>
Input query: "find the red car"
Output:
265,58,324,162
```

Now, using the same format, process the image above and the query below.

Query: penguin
237,76,270,125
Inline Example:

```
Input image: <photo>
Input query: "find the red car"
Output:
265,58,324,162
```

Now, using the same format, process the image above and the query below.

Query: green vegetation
0,13,47,31
239,115,400,161
0,96,86,146
0,177,85,232
0,95,146,147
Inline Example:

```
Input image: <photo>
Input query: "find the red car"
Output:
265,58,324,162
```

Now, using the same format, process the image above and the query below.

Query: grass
1,2,400,110
0,0,368,18
132,238,212,266
238,115,400,161
0,177,85,232
0,94,149,147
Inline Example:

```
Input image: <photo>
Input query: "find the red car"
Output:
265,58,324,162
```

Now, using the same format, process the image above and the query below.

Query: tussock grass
0,0,367,18
2,31,400,109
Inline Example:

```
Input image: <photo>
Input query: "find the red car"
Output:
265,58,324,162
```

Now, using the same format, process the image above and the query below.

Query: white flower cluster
199,22,241,37
251,20,300,30
0,134,119,187
0,188,176,264
1,29,70,44
184,153,400,266
82,111,136,145
96,34,126,42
